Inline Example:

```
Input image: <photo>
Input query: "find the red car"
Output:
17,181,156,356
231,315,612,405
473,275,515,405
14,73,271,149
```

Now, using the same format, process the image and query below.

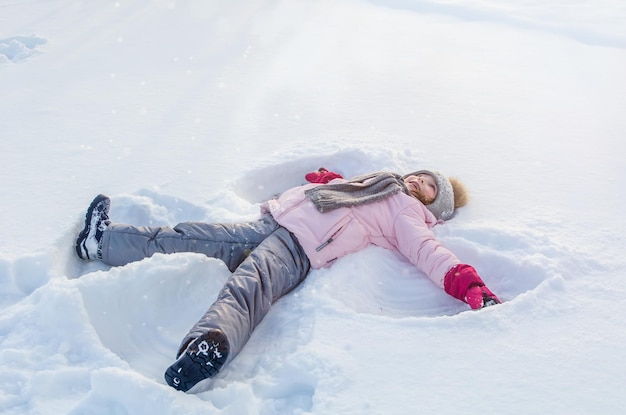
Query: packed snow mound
0,36,46,63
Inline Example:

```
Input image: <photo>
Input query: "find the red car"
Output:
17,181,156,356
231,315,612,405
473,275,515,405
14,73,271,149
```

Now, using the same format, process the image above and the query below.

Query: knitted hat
402,170,455,221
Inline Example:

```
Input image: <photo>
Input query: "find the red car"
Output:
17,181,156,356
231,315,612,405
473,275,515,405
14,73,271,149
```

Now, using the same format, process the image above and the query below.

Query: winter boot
75,194,111,260
164,329,229,392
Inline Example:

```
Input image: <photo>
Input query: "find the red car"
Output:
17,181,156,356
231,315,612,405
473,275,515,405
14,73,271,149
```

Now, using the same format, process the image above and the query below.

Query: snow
1,0,625,414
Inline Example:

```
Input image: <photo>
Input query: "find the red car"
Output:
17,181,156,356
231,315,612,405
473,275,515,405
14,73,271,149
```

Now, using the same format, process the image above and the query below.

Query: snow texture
1,0,625,414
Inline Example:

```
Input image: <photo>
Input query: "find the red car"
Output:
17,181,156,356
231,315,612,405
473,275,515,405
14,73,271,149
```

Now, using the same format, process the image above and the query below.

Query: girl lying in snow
75,168,500,392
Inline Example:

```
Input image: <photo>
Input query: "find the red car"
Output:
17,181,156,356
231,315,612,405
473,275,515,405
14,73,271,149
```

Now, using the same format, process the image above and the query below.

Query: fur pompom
449,177,469,208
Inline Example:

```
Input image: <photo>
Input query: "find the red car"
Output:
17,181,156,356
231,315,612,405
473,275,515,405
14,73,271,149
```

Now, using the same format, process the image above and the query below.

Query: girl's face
404,174,438,204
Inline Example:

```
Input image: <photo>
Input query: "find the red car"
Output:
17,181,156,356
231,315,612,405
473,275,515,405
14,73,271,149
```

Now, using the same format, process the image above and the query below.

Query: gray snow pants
100,214,311,364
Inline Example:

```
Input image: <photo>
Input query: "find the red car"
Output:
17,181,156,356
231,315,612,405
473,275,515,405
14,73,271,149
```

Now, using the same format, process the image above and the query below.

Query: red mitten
465,285,501,309
444,264,501,309
305,167,343,184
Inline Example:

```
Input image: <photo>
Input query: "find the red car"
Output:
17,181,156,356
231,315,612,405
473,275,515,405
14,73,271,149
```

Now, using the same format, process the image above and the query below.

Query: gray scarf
304,172,409,213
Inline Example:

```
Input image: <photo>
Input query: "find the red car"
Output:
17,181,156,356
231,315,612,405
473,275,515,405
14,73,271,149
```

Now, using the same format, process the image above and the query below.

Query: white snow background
1,0,625,414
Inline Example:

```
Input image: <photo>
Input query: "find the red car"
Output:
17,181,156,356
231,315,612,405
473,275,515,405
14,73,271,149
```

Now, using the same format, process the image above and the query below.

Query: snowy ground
1,0,625,414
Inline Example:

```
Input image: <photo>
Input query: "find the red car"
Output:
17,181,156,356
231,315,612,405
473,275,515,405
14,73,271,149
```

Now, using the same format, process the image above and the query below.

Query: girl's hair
449,177,469,208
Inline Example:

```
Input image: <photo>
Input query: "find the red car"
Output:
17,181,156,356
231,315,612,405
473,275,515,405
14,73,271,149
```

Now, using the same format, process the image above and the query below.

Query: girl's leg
164,226,310,392
100,214,279,271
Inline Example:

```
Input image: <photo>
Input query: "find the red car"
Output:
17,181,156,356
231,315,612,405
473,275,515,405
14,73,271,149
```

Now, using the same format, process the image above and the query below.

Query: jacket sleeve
392,206,460,288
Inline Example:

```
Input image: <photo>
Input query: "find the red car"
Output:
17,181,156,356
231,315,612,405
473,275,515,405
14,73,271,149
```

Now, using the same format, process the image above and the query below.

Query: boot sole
164,330,229,392
75,194,110,260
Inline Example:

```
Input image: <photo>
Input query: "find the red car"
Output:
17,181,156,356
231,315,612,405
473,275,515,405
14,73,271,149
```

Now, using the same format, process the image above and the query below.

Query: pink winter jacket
261,181,460,289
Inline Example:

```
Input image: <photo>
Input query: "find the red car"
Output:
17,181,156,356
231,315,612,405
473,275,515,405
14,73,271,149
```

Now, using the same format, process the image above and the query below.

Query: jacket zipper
315,226,344,252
